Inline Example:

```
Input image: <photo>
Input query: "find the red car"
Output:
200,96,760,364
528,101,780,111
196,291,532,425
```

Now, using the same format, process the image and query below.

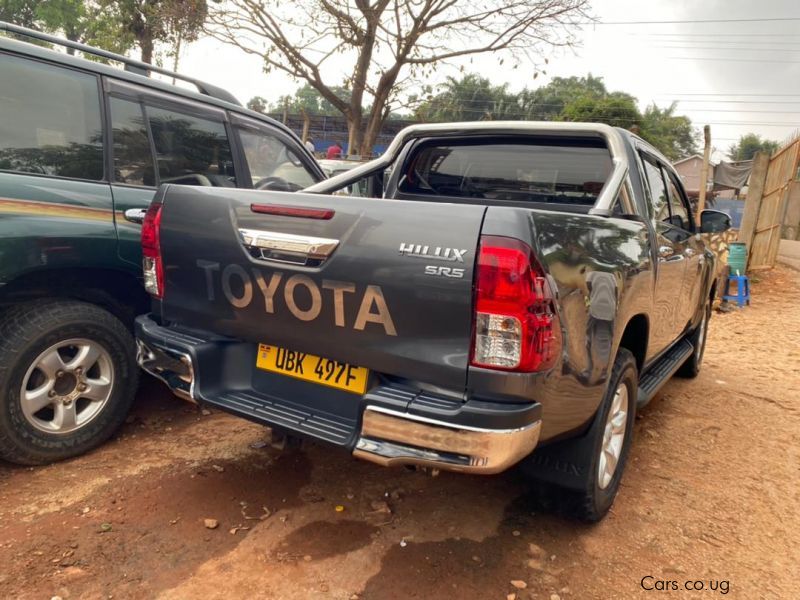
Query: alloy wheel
598,382,629,490
20,339,114,434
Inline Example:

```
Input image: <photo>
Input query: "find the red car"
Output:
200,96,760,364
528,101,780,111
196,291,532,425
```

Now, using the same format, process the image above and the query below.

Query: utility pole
696,125,711,226
282,98,289,124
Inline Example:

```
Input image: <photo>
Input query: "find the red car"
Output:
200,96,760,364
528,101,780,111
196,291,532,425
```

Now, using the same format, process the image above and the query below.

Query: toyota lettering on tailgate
196,260,397,336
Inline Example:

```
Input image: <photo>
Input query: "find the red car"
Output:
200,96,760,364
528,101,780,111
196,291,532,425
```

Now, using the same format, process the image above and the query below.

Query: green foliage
413,73,698,160
102,0,207,63
559,94,639,128
267,84,351,116
37,0,133,56
517,74,609,120
246,96,268,114
727,133,780,161
0,0,40,28
638,103,698,161
1,1,134,57
413,74,517,122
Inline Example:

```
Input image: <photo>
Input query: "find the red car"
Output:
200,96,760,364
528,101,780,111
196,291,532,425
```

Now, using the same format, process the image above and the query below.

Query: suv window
665,173,691,231
641,155,670,222
147,106,236,187
0,53,103,180
109,97,155,186
238,128,315,191
398,140,612,205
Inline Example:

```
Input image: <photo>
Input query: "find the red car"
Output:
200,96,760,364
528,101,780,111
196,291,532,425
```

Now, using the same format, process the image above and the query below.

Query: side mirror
700,209,731,233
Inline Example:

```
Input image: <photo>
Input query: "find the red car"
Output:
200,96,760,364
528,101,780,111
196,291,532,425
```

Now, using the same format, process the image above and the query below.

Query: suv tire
677,297,711,378
522,348,638,522
0,300,138,465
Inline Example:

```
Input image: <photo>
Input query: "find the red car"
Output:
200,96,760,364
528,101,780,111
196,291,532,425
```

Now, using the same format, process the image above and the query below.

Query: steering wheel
459,177,485,198
255,176,293,191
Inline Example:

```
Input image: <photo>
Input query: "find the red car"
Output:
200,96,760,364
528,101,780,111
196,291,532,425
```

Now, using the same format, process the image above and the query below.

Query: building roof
673,154,718,167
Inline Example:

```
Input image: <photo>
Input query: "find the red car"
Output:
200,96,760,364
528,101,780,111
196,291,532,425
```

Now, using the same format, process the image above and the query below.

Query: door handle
124,208,147,224
658,245,674,258
239,228,339,266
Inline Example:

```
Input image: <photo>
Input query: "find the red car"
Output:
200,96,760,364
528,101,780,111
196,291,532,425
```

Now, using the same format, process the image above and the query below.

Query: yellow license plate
256,344,369,395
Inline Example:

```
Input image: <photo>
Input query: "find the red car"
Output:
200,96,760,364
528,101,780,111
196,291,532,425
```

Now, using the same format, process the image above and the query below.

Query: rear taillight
141,202,163,298
471,236,561,372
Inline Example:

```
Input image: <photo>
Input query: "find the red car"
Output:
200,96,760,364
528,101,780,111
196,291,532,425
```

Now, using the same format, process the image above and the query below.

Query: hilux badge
398,242,467,263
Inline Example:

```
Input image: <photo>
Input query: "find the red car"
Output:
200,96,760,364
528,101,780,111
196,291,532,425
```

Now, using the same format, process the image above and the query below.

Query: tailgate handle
239,228,339,266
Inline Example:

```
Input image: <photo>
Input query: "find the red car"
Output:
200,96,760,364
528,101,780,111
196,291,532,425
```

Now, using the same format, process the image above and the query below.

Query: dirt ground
1,266,798,600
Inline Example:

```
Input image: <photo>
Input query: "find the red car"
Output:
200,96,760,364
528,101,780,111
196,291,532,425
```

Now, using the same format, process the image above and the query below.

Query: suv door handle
124,208,147,224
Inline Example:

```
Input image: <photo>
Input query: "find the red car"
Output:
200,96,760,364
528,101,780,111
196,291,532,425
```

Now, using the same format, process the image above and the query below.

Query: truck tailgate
157,186,486,391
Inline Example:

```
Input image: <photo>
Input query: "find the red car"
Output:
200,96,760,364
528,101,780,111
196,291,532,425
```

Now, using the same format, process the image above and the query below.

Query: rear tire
521,348,638,522
677,298,711,378
0,300,138,465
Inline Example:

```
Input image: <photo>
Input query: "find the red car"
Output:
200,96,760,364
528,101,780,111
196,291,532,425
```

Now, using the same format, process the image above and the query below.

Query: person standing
305,137,315,155
326,141,343,159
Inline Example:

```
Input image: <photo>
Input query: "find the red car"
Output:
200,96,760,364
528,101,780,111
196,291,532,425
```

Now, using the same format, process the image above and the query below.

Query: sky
177,0,800,159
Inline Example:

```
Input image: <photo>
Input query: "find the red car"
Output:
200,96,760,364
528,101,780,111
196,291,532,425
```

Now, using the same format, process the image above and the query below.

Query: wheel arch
0,267,149,328
617,313,648,374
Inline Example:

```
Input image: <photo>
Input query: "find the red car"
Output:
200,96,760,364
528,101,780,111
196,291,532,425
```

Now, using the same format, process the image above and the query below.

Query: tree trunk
348,119,365,158
360,67,400,157
140,35,154,64
171,33,183,83
360,113,384,158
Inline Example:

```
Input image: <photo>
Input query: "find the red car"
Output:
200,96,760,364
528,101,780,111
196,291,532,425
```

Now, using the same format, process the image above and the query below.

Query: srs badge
424,266,465,279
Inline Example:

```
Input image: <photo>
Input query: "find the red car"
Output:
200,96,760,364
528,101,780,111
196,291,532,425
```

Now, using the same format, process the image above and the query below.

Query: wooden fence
739,138,800,269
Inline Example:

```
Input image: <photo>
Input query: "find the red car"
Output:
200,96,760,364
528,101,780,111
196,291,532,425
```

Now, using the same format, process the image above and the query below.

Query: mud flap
518,407,604,492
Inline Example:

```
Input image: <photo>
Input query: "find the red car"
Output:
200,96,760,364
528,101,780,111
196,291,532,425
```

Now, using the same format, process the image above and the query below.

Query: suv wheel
522,348,638,522
677,297,711,378
0,300,138,465
570,348,637,521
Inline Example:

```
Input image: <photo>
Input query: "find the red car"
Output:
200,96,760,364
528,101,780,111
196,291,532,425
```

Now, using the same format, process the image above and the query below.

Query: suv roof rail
0,21,241,106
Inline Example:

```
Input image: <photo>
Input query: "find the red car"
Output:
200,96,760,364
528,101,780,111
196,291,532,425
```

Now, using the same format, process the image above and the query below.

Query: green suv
0,22,324,464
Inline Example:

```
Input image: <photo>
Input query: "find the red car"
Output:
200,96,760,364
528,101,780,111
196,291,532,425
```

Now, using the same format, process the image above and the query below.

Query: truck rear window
398,138,612,206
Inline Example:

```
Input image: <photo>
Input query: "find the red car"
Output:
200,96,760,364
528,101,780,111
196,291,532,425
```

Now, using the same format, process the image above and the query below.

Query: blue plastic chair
723,273,750,307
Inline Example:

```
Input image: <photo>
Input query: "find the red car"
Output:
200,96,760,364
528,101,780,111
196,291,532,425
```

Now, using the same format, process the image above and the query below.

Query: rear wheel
522,348,638,522
0,300,138,465
677,298,711,378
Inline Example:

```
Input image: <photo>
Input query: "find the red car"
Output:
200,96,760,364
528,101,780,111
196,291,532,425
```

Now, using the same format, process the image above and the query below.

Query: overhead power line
666,56,800,63
664,100,800,104
631,38,800,44
653,45,800,51
656,93,800,97
591,17,800,25
624,32,800,37
421,97,800,114
678,109,800,114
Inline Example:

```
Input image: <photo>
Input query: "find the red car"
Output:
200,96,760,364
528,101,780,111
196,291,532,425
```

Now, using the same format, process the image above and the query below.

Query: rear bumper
354,406,540,474
135,314,541,474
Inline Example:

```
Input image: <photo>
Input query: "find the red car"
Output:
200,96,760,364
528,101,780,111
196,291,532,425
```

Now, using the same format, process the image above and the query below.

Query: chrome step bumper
354,406,541,474
135,314,541,475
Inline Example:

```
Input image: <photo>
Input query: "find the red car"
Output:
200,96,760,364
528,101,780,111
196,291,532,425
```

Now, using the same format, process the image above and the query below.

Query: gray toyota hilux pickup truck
134,122,731,521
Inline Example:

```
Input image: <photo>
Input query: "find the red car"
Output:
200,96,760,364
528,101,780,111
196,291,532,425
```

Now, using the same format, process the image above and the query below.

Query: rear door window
109,97,155,186
665,173,692,231
398,139,612,206
147,106,236,187
641,155,670,223
0,53,103,180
